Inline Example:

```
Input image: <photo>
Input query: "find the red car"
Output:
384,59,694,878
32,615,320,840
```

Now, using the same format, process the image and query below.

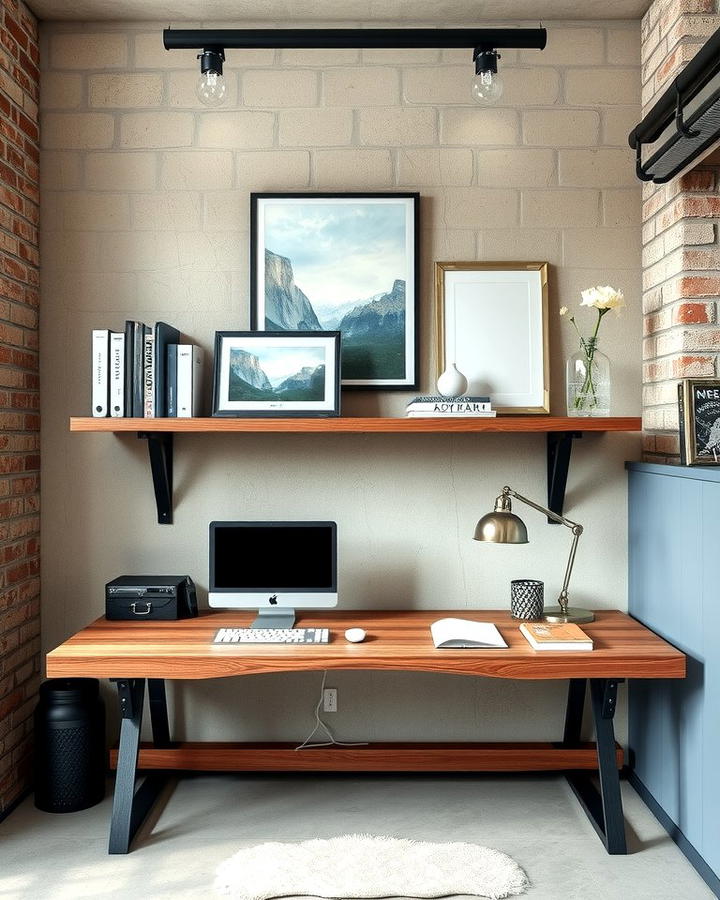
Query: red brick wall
641,0,720,459
0,0,40,815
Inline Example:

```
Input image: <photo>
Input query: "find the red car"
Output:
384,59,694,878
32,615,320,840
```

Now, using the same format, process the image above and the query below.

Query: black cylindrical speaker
33,678,106,813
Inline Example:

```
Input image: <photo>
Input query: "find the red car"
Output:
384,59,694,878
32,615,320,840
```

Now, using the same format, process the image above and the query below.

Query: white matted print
435,262,549,414
212,331,340,417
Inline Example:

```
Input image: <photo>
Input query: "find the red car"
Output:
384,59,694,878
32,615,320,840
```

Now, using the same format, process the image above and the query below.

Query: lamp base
543,606,595,625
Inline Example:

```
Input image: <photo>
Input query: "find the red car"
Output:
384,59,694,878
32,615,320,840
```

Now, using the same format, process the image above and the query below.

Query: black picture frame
211,330,341,418
678,378,720,465
250,192,419,390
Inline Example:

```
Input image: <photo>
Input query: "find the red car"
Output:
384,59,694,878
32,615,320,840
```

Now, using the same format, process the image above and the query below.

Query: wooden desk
46,609,685,856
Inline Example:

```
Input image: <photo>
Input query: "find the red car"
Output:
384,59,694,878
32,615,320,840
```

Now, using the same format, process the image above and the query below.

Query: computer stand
251,608,296,629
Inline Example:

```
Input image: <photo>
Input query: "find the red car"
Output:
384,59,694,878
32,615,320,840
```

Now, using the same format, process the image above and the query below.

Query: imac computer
208,521,337,628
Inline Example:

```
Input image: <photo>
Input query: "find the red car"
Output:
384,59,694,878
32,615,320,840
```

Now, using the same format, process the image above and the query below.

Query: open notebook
430,618,508,649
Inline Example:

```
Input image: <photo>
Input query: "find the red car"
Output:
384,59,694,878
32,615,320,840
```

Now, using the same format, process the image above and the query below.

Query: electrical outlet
323,688,338,713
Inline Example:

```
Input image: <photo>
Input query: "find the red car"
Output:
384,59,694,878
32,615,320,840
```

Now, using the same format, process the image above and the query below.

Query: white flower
580,285,625,310
559,306,568,316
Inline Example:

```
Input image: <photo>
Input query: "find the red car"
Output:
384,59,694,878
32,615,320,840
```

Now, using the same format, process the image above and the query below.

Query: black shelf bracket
546,431,581,522
138,432,173,524
132,427,582,526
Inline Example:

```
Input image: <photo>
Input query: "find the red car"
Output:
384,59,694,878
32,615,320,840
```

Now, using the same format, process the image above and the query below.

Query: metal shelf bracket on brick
137,432,173,525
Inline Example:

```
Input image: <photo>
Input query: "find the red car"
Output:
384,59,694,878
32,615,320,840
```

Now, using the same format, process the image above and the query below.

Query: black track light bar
163,27,547,52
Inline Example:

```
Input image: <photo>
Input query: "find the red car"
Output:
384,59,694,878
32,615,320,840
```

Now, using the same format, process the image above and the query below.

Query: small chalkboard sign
678,379,720,465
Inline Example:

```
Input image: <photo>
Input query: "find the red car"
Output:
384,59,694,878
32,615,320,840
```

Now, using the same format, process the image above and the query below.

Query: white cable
295,670,334,749
295,670,368,750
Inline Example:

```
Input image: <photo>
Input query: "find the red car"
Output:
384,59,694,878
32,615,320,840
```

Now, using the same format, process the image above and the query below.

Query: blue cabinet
628,462,720,885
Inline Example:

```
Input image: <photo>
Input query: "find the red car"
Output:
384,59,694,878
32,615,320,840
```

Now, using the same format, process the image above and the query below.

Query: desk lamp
474,485,593,625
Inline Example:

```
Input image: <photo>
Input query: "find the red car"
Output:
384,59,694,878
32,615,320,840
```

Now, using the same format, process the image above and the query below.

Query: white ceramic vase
437,363,468,398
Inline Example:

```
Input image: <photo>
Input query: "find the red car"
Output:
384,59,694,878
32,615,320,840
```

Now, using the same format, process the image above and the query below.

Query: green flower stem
574,355,598,409
572,308,611,410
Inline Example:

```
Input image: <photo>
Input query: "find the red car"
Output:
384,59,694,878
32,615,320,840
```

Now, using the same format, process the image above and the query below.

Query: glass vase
566,338,610,417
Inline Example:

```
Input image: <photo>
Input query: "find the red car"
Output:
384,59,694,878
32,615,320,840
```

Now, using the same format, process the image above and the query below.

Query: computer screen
208,521,338,618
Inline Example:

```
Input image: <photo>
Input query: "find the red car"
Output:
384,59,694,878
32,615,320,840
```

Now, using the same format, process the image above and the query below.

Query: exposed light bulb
197,48,226,107
471,69,504,105
471,48,503,105
197,70,227,107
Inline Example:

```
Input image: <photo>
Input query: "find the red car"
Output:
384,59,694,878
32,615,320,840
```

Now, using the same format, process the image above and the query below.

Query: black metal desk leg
565,678,627,855
148,679,171,748
563,678,586,747
589,679,626,854
109,679,168,854
109,679,145,854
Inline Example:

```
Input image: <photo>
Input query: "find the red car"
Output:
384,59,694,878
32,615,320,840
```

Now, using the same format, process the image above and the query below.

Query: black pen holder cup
510,579,544,620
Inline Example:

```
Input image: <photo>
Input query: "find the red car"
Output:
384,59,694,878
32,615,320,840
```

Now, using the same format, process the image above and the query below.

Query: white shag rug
214,833,528,900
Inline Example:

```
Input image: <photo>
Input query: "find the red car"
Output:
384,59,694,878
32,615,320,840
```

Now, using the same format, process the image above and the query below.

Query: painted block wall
628,462,720,880
40,20,641,743
0,0,40,815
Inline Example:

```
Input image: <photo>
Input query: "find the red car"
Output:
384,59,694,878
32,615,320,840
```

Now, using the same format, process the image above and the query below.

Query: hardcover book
177,345,203,417
109,331,125,418
519,622,593,651
125,320,149,417
408,396,491,404
167,343,178,417
406,410,497,417
406,397,494,417
152,321,181,417
143,333,154,418
91,329,109,417
123,321,135,416
407,401,493,408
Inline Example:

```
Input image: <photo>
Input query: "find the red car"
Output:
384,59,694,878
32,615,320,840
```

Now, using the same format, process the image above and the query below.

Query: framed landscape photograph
251,193,419,389
435,261,550,414
678,378,720,465
212,331,340,417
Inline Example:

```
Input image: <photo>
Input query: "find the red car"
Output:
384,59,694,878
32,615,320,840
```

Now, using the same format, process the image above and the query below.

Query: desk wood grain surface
46,610,685,681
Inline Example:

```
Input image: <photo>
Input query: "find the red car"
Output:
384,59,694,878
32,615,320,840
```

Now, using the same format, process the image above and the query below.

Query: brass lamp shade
474,510,528,544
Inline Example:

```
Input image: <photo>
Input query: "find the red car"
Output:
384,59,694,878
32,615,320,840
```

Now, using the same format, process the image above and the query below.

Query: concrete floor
0,774,713,899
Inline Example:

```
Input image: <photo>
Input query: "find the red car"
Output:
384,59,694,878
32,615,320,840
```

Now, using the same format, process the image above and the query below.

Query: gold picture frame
435,261,550,414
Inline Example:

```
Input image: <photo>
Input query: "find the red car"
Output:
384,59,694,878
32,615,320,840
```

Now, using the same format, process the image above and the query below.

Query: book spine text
91,329,109,417
167,343,178,417
143,334,154,418
109,332,125,417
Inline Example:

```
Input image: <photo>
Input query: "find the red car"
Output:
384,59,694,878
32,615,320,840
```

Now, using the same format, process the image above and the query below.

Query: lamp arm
502,486,580,530
558,526,582,610
502,486,583,614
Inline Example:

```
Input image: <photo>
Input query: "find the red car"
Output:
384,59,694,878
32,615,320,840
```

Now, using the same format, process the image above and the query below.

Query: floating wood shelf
69,416,642,525
70,416,640,434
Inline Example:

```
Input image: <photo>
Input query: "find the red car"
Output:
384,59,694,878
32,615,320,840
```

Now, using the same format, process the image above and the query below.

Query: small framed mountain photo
678,378,720,465
211,331,341,418
250,193,419,390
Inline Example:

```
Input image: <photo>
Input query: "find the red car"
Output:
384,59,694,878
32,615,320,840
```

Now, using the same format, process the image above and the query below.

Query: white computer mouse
344,627,366,643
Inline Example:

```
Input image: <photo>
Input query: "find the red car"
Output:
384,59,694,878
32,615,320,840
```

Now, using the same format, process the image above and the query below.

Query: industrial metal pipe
163,27,547,52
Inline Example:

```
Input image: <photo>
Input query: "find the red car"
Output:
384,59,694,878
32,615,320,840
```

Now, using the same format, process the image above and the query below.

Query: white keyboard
213,627,330,644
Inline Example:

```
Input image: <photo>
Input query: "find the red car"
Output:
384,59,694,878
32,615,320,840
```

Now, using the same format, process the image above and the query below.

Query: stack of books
405,395,496,418
91,321,203,418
